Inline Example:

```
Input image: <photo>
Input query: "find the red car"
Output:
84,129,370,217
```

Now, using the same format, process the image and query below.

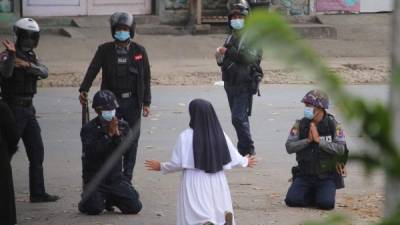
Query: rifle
81,95,89,190
82,96,90,127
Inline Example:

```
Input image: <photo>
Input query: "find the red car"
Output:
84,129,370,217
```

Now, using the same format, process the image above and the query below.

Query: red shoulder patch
134,54,143,61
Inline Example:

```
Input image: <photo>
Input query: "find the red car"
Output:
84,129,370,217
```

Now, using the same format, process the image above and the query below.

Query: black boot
30,193,60,203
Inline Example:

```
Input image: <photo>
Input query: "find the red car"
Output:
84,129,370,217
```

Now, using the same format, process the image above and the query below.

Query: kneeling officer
79,90,142,215
284,90,347,210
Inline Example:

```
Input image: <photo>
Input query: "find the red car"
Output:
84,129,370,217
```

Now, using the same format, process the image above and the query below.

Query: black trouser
224,87,255,156
285,174,336,210
7,102,47,197
0,148,17,225
79,180,142,215
115,95,141,182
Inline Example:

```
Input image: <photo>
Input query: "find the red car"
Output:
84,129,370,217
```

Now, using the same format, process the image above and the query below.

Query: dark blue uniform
0,99,19,225
79,117,142,215
79,41,151,181
0,48,51,199
219,32,263,156
285,114,346,210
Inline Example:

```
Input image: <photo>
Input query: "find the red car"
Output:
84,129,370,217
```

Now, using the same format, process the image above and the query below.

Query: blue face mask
304,107,314,120
101,109,116,122
114,31,130,42
230,19,244,30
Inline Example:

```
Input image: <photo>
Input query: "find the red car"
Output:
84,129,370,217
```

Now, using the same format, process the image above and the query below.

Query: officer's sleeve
27,59,49,79
285,120,309,154
142,48,151,106
80,125,115,158
319,121,346,155
79,46,103,93
0,51,15,79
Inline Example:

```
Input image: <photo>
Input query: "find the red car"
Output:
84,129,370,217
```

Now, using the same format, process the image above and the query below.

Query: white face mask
304,107,314,120
101,109,116,122
230,19,244,30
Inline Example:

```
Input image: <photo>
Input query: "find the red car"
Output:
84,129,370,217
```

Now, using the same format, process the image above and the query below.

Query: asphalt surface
11,84,388,225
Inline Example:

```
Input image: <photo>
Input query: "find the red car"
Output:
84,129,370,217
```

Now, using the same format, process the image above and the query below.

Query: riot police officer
79,12,151,182
285,90,347,210
0,99,19,225
0,18,59,202
79,90,142,215
216,0,263,156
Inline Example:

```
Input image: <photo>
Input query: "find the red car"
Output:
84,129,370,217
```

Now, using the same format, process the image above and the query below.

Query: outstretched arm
146,134,184,174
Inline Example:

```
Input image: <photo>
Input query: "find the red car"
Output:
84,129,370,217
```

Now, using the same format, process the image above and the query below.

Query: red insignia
134,54,143,61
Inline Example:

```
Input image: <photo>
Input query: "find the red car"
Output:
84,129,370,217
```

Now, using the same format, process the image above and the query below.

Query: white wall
361,0,393,13
23,0,151,17
23,0,87,16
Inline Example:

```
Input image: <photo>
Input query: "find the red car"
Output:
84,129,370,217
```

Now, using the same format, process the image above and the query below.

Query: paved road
11,84,388,225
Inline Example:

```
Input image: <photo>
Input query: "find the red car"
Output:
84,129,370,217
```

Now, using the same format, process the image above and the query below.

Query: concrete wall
270,0,310,16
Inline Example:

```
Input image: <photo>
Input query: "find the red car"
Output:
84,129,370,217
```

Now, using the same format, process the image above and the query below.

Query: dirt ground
33,32,390,88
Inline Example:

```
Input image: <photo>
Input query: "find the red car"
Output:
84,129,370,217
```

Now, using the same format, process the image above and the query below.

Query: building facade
22,0,152,17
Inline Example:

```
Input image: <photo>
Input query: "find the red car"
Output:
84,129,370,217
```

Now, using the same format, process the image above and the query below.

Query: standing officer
216,0,263,156
0,98,19,225
0,18,59,202
79,90,142,215
284,90,347,210
79,12,151,182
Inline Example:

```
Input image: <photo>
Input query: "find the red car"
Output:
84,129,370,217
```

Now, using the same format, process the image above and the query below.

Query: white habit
161,128,248,225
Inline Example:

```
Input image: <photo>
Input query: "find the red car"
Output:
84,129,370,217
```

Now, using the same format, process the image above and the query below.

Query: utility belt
3,96,33,107
297,159,336,176
114,91,136,99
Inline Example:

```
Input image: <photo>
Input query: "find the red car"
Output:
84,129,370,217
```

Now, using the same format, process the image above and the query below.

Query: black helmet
92,90,119,110
110,12,136,39
13,18,40,50
228,0,250,17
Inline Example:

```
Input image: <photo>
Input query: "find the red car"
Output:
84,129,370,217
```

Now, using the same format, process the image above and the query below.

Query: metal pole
385,0,400,218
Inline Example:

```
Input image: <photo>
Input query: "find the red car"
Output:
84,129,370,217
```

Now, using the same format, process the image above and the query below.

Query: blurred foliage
243,9,400,225
244,9,400,177
303,214,351,225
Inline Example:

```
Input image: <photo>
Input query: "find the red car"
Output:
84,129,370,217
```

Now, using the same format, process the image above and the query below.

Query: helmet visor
17,29,39,49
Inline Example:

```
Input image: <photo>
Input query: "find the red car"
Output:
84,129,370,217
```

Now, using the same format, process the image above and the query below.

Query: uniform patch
336,124,346,142
320,135,332,142
0,52,8,62
117,57,127,64
134,54,143,61
289,120,300,138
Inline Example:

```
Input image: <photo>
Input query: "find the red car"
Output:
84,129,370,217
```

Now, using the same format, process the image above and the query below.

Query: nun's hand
245,155,257,168
145,160,161,171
